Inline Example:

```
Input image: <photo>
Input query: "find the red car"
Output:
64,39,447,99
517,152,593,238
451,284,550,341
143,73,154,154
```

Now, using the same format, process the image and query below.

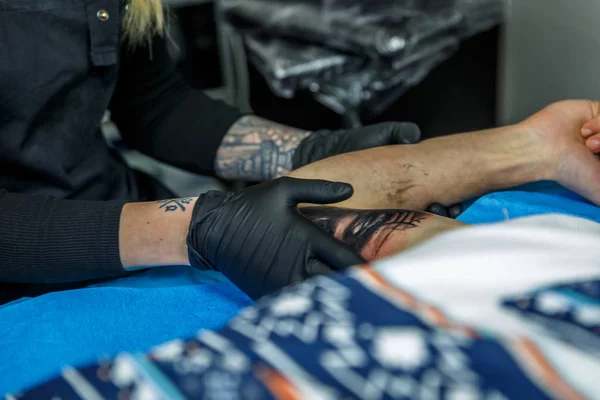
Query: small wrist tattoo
157,198,193,212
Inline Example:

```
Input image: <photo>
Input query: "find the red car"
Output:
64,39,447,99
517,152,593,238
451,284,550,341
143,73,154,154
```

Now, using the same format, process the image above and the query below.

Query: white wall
498,0,600,125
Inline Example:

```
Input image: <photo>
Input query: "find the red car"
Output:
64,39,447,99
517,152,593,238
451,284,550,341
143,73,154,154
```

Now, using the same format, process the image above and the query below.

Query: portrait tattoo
300,207,427,257
157,198,193,212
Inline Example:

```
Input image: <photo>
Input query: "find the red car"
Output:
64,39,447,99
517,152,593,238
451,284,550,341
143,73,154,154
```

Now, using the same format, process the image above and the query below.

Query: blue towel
458,181,600,224
0,268,252,394
2,181,600,395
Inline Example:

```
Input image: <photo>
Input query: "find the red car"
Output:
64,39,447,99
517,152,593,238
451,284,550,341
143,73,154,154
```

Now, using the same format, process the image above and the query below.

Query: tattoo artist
0,0,422,301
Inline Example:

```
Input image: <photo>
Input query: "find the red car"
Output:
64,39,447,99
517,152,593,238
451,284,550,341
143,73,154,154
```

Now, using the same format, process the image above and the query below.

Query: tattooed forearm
157,198,193,212
215,116,311,181
300,207,429,261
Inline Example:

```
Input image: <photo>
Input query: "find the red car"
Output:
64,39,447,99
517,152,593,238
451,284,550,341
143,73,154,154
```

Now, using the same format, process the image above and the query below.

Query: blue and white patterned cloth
9,214,600,399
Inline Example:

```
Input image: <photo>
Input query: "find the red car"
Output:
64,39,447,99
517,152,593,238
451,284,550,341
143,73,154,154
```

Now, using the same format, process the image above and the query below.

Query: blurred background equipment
498,0,600,125
164,0,506,136
222,0,505,125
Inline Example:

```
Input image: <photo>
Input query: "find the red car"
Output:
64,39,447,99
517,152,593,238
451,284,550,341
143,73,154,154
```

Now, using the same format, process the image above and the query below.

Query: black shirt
0,1,243,289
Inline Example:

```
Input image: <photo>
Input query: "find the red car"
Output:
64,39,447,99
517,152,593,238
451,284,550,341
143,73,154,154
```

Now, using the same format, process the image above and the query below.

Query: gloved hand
426,203,463,219
187,177,365,299
292,122,421,169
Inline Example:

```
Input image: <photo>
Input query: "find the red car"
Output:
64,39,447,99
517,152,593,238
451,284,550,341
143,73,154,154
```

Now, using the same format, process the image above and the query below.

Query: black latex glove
187,177,365,300
292,122,421,169
426,203,464,219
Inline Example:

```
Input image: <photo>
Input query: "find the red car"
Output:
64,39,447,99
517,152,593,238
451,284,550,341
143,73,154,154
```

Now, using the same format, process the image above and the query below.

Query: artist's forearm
119,198,198,269
215,116,311,181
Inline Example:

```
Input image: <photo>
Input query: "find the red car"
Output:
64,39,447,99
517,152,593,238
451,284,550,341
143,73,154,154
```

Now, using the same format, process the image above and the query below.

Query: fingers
426,203,448,217
582,116,600,152
582,117,600,138
448,204,463,219
426,203,463,219
279,177,354,205
585,134,600,153
309,225,365,270
389,122,421,144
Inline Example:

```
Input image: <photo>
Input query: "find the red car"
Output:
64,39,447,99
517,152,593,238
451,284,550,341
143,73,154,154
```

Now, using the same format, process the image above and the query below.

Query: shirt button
97,9,110,22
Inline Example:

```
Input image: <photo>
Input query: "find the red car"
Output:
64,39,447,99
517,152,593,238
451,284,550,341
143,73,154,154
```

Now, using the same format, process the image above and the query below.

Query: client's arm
300,207,464,261
125,202,464,267
290,100,600,209
122,202,463,270
290,125,541,210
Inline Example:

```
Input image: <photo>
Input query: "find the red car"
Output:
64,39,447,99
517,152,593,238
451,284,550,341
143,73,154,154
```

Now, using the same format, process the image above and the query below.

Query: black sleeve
0,190,126,283
109,35,245,176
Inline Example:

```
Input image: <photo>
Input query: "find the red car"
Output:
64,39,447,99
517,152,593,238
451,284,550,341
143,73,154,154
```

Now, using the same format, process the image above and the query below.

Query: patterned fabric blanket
11,214,600,400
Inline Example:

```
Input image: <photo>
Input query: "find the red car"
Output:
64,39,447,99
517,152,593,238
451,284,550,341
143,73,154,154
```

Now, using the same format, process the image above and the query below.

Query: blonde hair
123,0,165,46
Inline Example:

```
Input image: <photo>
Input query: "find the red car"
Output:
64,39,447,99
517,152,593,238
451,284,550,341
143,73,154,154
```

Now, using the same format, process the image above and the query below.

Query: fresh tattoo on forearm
215,116,311,181
157,198,193,212
300,207,428,261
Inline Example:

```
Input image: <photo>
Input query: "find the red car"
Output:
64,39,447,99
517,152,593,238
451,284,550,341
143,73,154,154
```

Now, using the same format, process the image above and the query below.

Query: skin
299,207,464,261
289,125,545,210
215,116,311,181
120,198,195,268
119,100,600,270
579,102,600,152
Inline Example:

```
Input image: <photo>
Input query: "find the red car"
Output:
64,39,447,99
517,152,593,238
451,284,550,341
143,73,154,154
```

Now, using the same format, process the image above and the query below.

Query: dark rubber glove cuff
292,129,342,170
187,190,231,270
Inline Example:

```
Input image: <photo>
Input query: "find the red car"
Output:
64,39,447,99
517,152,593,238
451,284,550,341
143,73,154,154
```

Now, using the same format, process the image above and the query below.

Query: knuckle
274,176,297,197
276,176,292,189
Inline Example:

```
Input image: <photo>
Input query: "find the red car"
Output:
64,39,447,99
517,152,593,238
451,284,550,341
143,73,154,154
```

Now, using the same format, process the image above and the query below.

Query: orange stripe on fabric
256,366,301,400
424,305,451,329
361,265,418,308
515,338,586,400
358,265,477,337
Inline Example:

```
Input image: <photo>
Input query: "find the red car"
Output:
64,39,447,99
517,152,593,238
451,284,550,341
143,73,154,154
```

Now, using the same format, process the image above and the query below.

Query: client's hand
580,105,600,149
524,100,600,204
